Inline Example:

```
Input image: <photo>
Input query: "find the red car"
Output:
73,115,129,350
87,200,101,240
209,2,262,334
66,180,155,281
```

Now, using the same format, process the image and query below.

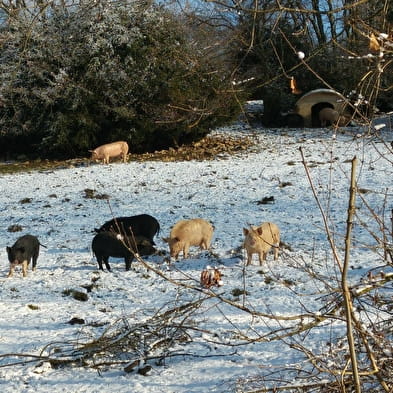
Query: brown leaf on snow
369,33,380,51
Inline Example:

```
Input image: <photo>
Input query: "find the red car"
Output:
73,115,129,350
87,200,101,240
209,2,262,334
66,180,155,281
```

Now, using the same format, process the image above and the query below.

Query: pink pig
90,141,129,164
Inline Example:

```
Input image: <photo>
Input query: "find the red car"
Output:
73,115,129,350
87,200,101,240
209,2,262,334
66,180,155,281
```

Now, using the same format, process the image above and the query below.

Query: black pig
92,231,155,271
6,234,42,277
95,214,160,245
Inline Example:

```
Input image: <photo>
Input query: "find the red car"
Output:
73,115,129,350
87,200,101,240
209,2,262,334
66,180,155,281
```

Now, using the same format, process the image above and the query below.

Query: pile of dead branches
0,298,209,375
42,299,204,373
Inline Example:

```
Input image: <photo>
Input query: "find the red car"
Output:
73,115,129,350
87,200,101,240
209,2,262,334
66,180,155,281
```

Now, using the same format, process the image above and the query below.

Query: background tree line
0,0,241,158
192,0,393,125
0,0,392,158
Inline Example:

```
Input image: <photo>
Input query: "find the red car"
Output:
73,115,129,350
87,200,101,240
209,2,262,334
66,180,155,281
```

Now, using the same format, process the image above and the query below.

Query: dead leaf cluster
129,134,256,162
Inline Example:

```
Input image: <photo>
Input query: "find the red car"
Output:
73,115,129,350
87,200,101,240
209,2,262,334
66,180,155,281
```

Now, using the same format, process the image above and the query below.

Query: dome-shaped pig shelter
294,88,351,127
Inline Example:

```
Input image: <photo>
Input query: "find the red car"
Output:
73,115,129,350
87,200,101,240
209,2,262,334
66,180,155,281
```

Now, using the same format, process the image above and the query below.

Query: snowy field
0,123,392,392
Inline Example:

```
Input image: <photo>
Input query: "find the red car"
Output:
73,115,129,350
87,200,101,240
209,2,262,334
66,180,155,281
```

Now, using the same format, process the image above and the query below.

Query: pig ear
243,228,249,235
162,237,169,243
6,246,11,254
256,227,263,235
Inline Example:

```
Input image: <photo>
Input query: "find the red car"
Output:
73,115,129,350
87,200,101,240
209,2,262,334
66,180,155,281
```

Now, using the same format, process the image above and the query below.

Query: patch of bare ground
0,134,256,174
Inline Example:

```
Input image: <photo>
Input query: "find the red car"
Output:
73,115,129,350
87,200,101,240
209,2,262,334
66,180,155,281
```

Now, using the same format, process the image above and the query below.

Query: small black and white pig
92,231,155,272
6,234,42,277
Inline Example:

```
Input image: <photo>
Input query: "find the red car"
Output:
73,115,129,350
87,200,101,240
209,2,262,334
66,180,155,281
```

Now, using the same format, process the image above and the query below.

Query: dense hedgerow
0,1,240,158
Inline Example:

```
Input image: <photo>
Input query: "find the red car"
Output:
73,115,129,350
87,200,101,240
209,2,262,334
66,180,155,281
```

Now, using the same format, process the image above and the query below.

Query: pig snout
164,237,182,259
247,235,257,247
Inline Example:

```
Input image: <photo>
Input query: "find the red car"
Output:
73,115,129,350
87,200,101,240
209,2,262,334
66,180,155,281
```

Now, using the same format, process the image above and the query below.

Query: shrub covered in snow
0,0,240,158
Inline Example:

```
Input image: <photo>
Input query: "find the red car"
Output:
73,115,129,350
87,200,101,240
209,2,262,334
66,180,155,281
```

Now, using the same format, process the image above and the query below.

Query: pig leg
183,244,190,259
32,253,39,271
273,244,279,260
103,256,111,271
7,263,15,277
204,234,213,250
246,251,253,266
124,256,133,271
258,252,266,265
95,254,105,271
206,235,213,249
200,239,209,250
22,260,28,277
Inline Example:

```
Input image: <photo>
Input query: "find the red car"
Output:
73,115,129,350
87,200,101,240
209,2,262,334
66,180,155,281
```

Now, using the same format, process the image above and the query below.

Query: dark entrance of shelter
311,102,334,127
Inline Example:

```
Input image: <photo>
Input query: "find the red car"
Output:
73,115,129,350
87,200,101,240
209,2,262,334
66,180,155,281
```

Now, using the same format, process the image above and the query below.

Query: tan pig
243,222,280,265
90,141,129,164
163,218,214,259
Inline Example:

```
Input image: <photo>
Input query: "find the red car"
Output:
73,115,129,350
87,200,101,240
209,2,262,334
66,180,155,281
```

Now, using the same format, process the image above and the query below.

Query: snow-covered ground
0,123,392,392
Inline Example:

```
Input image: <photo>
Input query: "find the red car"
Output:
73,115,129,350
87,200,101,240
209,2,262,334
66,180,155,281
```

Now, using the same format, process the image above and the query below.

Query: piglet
6,234,42,277
243,222,280,266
